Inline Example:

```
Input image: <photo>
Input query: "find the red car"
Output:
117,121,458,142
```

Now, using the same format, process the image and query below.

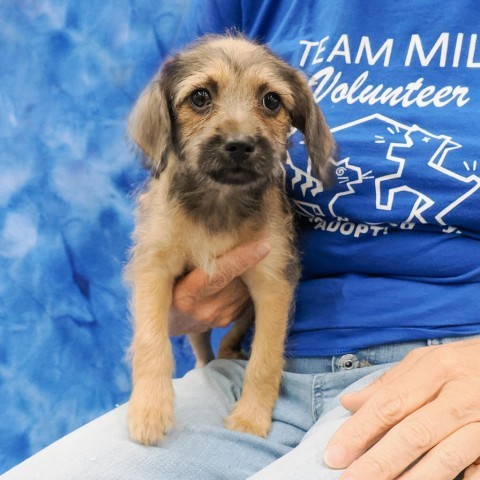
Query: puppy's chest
179,225,240,276
168,195,289,277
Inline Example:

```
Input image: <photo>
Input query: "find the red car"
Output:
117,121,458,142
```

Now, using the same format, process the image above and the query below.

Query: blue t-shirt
176,0,480,356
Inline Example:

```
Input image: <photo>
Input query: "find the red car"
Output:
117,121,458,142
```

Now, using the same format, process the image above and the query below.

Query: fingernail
324,443,348,468
255,242,271,257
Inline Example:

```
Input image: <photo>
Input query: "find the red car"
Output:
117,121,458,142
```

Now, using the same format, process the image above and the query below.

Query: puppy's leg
225,268,293,437
189,331,214,367
217,304,254,361
128,257,177,445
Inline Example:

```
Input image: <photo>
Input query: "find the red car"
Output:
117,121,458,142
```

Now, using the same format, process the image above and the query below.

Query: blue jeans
1,337,472,480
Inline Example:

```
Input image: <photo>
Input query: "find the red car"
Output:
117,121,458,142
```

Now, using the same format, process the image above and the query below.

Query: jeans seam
311,375,322,423
311,375,316,423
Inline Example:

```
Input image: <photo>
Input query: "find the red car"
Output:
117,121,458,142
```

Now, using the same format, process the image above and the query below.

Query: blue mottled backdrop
0,0,199,473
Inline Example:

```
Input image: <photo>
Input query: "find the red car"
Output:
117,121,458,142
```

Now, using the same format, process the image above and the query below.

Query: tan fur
126,34,333,445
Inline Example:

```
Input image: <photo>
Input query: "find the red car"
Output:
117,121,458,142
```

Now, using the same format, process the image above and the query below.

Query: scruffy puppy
127,34,333,445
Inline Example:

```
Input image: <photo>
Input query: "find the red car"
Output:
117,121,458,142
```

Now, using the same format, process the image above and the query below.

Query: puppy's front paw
224,403,272,438
128,389,174,445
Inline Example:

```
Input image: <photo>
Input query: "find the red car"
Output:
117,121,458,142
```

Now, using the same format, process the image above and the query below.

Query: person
3,0,480,479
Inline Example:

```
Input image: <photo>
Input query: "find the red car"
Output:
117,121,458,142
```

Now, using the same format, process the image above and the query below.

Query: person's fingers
324,340,480,480
169,279,250,335
190,288,251,328
337,384,480,479
464,458,480,480
399,423,480,480
169,241,268,335
326,348,448,469
173,240,270,312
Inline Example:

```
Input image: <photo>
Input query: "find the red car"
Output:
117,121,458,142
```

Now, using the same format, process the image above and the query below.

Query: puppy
126,34,333,445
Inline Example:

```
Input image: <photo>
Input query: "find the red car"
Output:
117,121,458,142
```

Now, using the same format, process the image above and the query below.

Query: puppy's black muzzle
200,133,276,186
225,137,256,163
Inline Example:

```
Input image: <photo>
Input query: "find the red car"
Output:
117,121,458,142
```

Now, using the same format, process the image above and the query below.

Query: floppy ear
128,65,174,178
288,70,335,183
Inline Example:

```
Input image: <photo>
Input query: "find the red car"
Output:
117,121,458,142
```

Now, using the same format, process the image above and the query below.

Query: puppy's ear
288,70,334,183
129,60,177,177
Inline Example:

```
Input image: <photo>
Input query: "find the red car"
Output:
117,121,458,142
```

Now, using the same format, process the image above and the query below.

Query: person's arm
325,338,480,480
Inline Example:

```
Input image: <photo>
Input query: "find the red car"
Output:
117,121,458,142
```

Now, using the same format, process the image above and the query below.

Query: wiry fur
126,34,333,445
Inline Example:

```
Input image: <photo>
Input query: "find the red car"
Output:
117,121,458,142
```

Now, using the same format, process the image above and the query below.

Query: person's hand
168,241,271,336
324,338,480,480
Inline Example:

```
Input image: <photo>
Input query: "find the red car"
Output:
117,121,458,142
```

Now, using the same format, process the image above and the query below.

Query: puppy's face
173,43,294,186
130,35,333,188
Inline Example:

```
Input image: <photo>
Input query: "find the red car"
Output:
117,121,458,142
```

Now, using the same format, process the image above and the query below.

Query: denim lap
2,337,475,480
1,360,315,480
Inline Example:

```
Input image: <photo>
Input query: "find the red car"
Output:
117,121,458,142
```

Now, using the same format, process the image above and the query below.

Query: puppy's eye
262,92,281,112
190,89,211,109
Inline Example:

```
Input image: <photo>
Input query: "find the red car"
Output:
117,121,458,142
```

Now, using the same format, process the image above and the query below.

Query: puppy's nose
225,138,256,162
